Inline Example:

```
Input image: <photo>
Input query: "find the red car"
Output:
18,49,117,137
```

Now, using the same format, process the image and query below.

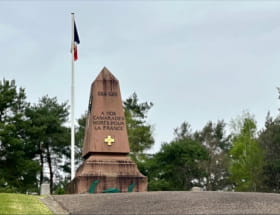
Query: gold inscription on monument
93,111,124,131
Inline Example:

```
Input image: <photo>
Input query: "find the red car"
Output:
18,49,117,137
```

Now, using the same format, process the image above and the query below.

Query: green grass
0,193,52,215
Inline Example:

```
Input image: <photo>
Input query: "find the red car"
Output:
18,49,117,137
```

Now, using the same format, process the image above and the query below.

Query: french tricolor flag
73,20,80,61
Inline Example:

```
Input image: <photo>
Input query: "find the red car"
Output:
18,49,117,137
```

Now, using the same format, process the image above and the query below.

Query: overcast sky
1,1,280,153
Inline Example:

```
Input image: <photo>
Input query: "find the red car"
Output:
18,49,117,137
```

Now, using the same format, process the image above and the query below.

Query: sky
1,1,280,153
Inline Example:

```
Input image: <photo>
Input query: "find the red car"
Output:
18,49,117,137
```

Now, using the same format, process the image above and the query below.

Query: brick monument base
67,155,147,193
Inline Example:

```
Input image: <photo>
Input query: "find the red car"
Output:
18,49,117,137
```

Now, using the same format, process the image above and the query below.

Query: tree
25,96,70,193
256,88,280,193
0,79,40,193
229,116,264,191
194,121,231,191
75,111,87,165
124,93,154,156
173,121,193,141
145,122,208,191
147,138,208,191
258,113,280,192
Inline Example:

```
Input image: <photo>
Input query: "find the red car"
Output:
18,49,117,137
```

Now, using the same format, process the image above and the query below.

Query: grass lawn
0,193,52,215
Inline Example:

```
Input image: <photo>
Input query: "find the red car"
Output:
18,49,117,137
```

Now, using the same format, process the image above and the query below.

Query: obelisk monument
68,67,147,193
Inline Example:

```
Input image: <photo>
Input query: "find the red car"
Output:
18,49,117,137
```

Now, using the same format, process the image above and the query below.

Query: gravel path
50,191,280,215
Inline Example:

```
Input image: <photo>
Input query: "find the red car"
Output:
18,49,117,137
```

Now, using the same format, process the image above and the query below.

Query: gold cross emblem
104,135,115,146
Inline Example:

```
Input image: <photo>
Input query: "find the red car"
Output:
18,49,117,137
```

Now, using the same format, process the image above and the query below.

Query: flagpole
71,12,75,180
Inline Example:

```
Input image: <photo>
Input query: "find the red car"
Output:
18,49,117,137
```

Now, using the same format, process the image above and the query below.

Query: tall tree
146,122,208,191
147,138,208,191
123,93,154,156
258,114,280,192
0,79,39,193
75,112,87,165
229,116,264,191
25,96,70,193
173,121,193,141
194,121,231,191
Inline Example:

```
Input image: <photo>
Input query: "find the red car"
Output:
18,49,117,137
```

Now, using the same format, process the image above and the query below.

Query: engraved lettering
92,111,124,131
98,91,117,96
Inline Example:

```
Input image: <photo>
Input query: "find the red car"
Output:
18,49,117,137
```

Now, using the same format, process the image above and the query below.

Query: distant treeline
1,79,280,194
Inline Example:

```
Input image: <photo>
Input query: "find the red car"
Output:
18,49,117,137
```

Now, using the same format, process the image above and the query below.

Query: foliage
0,193,52,214
25,96,70,193
4,78,280,194
194,121,231,191
0,79,40,193
124,93,154,156
52,177,69,194
75,112,87,165
146,133,208,191
258,114,280,192
173,121,192,141
229,116,264,191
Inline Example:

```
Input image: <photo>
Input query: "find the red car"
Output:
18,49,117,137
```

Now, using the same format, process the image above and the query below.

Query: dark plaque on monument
68,67,147,193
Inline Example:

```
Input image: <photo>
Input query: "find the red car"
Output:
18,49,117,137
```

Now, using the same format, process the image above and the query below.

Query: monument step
48,191,280,215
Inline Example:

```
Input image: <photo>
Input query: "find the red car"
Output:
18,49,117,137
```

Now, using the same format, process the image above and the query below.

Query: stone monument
40,183,50,195
67,67,147,193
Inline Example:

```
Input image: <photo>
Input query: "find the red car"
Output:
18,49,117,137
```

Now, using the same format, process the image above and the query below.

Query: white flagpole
71,12,75,180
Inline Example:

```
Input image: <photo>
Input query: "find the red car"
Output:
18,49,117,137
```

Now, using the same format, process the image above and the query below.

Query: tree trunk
46,146,53,194
39,152,44,185
39,143,44,186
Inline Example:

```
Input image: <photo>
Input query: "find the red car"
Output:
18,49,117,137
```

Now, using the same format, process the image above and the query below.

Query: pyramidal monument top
95,67,118,81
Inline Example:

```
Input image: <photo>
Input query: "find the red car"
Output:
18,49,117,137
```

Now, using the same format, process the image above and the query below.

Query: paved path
47,191,280,215
39,195,69,215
